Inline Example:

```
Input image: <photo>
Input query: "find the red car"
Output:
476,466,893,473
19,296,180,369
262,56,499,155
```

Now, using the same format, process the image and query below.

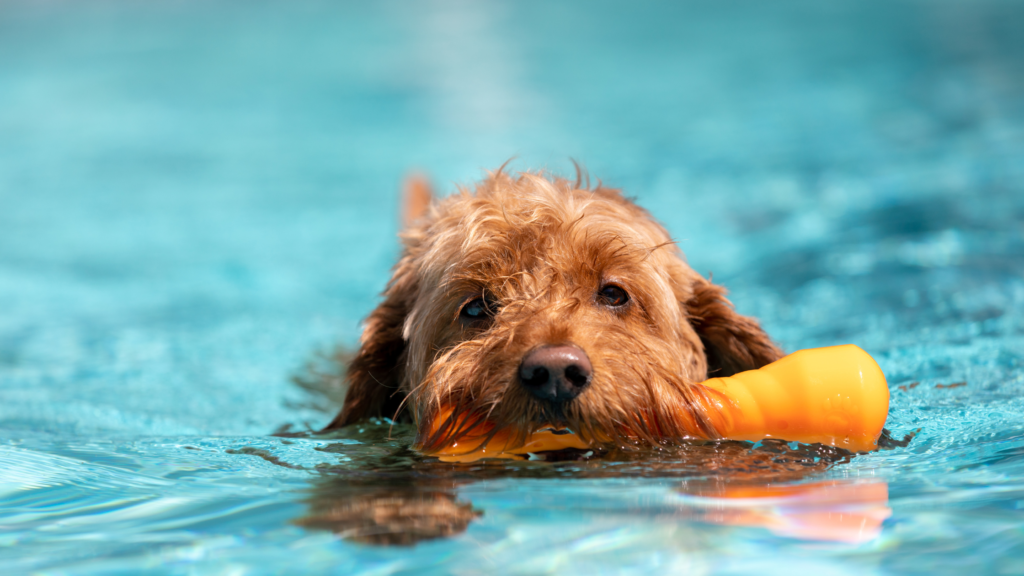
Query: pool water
2,1,1023,573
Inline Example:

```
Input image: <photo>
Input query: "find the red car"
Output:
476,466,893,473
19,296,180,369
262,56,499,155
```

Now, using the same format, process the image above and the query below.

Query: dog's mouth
537,426,575,436
533,400,574,427
416,401,599,459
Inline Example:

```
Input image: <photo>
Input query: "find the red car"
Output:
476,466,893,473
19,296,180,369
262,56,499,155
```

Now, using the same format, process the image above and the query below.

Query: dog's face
326,172,781,451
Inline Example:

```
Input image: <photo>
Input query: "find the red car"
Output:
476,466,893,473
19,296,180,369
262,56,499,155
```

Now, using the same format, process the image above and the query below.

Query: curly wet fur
324,170,782,451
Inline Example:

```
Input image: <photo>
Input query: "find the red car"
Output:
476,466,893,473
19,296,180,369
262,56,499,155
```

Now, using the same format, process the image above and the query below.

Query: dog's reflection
295,439,890,546
296,479,481,546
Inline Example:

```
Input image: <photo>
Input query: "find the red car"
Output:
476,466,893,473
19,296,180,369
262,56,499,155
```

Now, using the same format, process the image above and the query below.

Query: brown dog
323,169,782,452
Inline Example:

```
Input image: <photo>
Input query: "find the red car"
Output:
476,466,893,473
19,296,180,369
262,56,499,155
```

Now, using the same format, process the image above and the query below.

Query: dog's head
326,171,781,450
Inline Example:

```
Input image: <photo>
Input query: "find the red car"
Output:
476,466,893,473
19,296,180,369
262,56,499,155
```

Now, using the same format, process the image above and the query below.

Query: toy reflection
678,480,890,544
296,440,890,546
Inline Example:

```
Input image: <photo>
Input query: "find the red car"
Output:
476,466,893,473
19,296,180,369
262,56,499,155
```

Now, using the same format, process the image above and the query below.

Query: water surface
1,1,1023,574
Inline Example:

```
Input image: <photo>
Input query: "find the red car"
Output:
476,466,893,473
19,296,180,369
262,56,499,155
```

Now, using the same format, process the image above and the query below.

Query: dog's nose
518,345,593,403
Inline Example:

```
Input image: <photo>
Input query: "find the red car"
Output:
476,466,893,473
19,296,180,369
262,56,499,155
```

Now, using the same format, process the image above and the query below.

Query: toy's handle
697,344,890,452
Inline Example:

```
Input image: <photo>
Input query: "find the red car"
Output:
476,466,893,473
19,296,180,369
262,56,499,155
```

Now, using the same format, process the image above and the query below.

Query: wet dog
323,169,782,452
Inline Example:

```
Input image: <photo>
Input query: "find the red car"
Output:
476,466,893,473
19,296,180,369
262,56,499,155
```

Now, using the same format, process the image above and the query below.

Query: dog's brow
633,240,678,263
499,270,528,293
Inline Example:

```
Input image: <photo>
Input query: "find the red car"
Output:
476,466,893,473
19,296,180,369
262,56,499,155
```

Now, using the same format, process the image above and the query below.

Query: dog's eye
597,284,629,307
460,297,494,320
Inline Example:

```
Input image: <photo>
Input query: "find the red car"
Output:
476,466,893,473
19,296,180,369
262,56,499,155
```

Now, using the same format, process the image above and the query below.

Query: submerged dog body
324,171,782,451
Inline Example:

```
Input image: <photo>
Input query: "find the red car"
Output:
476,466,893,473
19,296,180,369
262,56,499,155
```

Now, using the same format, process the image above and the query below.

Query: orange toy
426,345,890,462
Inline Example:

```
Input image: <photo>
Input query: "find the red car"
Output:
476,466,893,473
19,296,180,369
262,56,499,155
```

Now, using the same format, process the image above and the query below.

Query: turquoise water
2,1,1023,573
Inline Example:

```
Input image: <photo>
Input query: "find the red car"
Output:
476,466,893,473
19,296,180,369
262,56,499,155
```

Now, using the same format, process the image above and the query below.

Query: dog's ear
322,176,432,430
402,173,433,228
685,277,783,378
322,263,418,430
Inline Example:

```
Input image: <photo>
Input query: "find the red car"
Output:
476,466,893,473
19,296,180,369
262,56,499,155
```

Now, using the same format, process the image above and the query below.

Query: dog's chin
533,401,573,428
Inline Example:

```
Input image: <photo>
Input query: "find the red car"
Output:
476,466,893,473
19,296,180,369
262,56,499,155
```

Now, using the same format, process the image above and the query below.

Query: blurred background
1,0,1022,437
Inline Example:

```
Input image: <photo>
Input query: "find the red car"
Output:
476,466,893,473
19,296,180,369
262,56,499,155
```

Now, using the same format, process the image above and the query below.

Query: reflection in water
297,482,480,546
296,424,890,546
678,481,891,544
